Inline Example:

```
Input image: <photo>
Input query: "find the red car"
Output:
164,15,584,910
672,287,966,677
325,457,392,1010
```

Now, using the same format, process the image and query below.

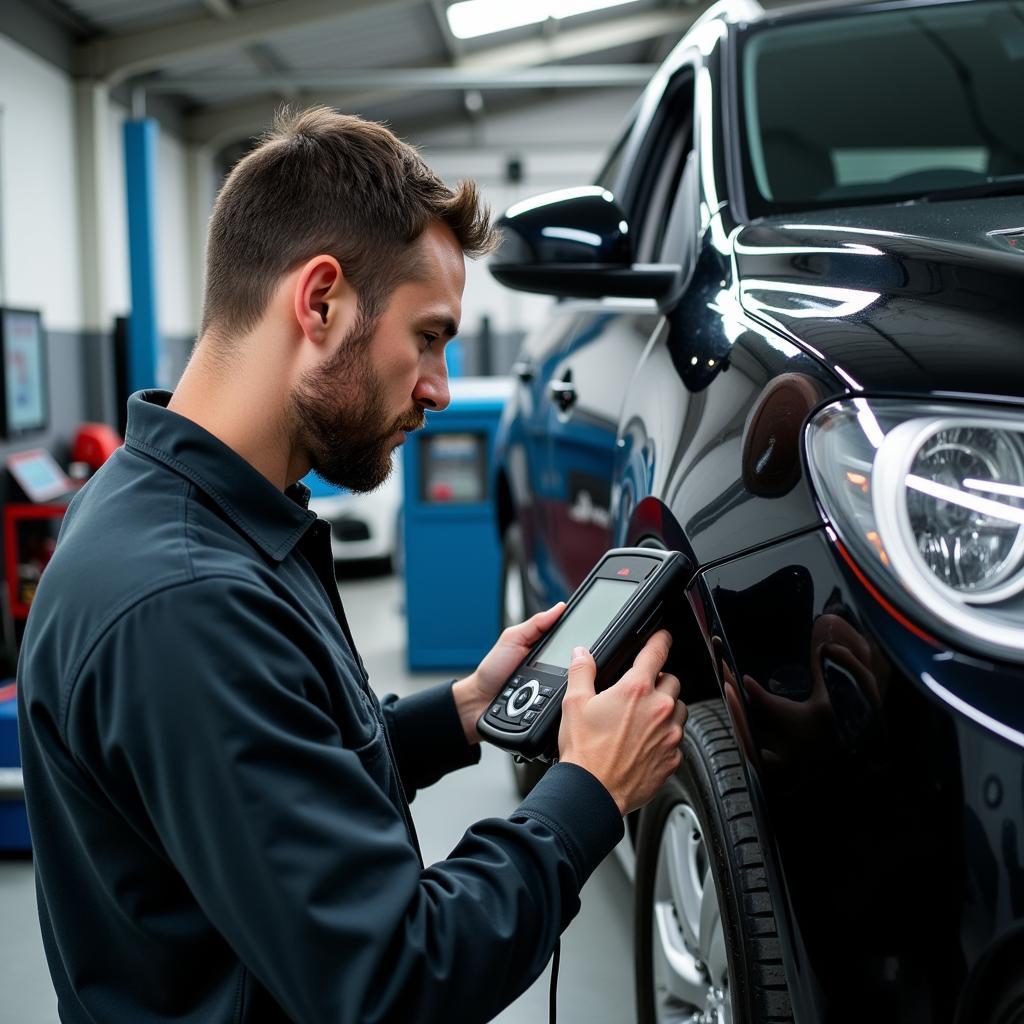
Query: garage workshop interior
1,0,1023,1022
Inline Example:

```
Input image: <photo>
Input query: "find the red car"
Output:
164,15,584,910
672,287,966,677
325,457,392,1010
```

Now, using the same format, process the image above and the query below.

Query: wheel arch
623,501,719,707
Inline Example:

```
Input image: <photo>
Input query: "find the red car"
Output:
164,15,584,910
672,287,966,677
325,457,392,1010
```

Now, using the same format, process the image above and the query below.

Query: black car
488,0,1024,1021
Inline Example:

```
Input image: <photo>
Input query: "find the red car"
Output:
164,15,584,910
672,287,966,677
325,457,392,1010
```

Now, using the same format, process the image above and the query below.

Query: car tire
634,699,793,1024
500,523,548,799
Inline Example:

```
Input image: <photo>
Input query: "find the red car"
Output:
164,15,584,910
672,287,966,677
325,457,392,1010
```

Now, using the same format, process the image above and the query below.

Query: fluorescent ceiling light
447,0,641,40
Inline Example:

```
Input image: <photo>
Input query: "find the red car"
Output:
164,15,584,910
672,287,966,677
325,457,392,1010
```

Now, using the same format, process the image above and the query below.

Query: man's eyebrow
420,314,459,338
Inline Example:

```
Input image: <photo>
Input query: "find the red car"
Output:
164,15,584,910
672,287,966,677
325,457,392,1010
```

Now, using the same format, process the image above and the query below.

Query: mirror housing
489,187,676,301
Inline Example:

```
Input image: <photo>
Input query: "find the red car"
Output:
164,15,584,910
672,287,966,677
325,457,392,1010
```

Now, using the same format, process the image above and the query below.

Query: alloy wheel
652,803,733,1024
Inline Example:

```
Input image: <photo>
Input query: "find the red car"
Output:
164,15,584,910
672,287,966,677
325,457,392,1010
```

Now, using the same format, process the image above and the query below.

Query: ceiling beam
75,0,418,84
211,87,634,167
245,43,300,101
429,0,482,129
455,9,687,70
184,91,377,149
195,0,298,102
182,66,653,149
182,5,684,147
428,0,464,63
152,64,656,93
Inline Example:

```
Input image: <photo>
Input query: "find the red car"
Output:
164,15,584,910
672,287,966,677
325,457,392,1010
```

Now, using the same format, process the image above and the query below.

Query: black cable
548,937,561,1024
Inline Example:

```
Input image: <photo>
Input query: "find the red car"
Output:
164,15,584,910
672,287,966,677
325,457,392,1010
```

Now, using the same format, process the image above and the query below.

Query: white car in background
307,466,402,571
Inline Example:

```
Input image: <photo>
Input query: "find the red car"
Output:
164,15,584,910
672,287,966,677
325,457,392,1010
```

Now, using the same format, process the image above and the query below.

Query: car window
657,149,699,267
740,0,1024,214
631,68,696,264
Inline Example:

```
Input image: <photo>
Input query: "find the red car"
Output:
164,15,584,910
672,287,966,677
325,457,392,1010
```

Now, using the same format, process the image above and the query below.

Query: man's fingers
507,602,565,646
632,630,673,678
672,700,687,728
654,672,681,703
532,602,565,630
566,646,597,699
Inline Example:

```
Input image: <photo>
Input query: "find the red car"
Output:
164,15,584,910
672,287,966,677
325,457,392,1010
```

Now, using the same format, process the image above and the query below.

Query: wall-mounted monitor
0,308,48,439
6,449,73,503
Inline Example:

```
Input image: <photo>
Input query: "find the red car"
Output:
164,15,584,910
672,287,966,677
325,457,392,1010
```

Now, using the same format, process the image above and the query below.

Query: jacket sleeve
379,682,481,800
67,576,623,1024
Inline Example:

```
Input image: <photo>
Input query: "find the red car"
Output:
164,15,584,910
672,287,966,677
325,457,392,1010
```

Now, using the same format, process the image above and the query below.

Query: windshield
740,1,1024,215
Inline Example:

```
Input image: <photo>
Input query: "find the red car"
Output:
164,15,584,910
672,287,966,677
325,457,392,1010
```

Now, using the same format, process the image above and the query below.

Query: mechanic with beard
17,106,685,1024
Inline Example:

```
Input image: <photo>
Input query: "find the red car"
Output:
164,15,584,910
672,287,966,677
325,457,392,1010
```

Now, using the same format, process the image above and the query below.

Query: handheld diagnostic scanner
478,548,687,762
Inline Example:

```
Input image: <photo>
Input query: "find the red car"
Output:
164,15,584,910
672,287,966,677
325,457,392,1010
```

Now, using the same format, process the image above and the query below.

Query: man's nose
415,359,451,412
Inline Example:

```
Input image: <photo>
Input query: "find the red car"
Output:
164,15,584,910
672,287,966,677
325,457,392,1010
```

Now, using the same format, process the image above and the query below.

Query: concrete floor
0,567,635,1023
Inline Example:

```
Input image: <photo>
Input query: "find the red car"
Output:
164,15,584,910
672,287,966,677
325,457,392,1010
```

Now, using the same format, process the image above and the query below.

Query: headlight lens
904,425,1024,598
806,400,1024,661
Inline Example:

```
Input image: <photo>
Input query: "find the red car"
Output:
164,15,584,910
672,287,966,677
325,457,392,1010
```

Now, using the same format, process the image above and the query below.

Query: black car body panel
490,0,1024,1019
697,527,1024,1022
734,199,1024,396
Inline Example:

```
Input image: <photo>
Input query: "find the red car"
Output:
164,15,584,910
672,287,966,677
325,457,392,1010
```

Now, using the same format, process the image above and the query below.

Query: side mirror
489,187,677,301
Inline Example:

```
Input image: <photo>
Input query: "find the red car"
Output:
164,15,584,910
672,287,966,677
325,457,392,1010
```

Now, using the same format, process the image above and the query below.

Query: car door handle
549,380,577,412
511,360,534,382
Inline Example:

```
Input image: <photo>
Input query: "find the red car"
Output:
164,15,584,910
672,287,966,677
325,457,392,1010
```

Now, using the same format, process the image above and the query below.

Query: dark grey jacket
17,390,622,1024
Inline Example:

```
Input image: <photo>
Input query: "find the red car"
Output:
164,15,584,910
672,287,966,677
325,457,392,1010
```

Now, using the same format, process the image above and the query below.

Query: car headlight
806,399,1024,661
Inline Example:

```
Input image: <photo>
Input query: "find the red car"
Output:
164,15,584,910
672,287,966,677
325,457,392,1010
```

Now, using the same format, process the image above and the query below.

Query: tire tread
685,701,794,1023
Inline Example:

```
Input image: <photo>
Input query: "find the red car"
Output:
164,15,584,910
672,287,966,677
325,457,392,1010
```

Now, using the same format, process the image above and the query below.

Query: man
18,107,685,1023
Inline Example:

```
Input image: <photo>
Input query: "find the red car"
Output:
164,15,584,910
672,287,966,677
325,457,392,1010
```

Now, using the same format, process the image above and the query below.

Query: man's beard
291,311,424,492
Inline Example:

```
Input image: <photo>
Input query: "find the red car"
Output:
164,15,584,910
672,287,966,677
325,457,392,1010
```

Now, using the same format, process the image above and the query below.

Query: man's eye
421,333,438,349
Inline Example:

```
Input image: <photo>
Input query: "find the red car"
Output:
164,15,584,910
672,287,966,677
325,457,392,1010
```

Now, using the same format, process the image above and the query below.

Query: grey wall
163,334,195,389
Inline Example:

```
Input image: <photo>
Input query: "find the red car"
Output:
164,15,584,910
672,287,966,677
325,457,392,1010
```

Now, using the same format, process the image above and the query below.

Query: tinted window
632,69,696,262
741,1,1024,214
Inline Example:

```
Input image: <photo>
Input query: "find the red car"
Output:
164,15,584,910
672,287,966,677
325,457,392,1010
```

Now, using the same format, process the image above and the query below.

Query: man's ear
293,255,353,345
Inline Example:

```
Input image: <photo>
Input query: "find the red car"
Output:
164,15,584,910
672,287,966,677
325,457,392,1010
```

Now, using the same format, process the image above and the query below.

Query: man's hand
558,631,686,816
452,603,565,744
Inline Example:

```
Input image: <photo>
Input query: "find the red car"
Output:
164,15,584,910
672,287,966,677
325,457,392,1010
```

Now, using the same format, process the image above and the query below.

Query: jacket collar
124,390,316,562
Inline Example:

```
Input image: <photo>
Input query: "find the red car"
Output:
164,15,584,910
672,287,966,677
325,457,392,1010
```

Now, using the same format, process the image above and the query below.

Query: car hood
733,196,1024,398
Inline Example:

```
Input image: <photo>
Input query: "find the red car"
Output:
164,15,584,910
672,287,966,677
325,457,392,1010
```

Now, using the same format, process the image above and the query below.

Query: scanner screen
534,577,638,670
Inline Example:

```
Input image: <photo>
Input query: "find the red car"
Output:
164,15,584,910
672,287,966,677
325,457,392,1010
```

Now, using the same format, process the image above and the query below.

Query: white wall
0,30,196,347
416,88,637,340
0,33,82,331
155,129,193,339
103,102,130,322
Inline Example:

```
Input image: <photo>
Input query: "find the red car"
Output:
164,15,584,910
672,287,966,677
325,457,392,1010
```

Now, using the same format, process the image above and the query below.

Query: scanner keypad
506,680,540,718
484,674,564,733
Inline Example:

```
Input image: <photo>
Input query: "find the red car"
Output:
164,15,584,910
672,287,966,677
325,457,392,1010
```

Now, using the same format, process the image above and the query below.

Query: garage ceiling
38,0,820,152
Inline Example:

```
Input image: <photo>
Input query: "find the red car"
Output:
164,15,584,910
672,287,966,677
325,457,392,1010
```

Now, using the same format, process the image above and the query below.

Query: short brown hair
200,106,500,342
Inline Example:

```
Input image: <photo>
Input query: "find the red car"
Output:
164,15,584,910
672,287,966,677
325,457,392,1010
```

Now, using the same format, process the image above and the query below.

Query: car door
503,307,583,581
541,306,661,595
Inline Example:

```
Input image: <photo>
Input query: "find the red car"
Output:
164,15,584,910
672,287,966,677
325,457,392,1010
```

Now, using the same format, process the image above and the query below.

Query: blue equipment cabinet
0,684,30,851
403,377,513,670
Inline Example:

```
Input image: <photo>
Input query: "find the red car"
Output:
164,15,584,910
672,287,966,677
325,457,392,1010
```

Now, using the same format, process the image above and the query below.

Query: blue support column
123,119,161,393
